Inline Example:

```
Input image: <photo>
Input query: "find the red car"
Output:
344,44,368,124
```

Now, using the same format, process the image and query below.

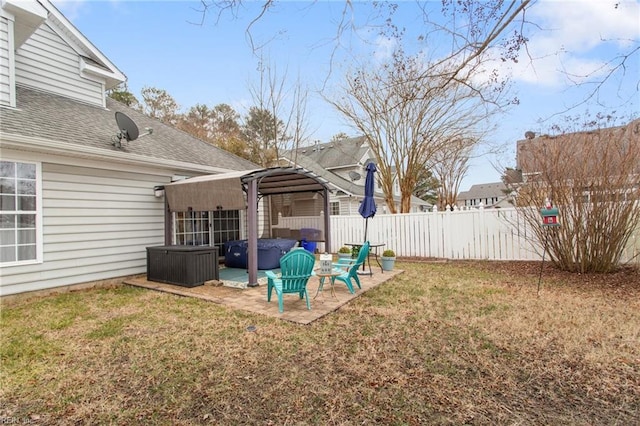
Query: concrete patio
124,268,403,324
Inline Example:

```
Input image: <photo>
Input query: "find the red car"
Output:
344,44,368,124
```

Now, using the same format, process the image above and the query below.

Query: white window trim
1,159,43,266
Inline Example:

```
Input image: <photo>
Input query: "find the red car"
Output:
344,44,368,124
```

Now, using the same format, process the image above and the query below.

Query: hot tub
223,239,298,270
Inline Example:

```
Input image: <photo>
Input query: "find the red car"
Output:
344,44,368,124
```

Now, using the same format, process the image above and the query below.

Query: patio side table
344,242,385,275
313,269,342,299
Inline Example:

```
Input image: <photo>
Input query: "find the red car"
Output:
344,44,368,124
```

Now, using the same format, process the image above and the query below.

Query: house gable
1,0,125,108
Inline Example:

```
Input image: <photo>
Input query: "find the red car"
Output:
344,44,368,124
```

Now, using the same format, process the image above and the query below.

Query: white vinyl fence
276,207,640,265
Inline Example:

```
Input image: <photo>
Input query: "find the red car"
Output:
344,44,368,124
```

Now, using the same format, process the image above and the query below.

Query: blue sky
52,0,639,191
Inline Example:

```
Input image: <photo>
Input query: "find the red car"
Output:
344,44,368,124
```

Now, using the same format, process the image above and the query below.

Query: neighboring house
516,118,640,179
456,182,512,209
513,118,640,204
279,137,430,220
0,0,258,296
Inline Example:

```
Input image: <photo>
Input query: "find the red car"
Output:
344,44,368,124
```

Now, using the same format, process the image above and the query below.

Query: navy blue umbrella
359,162,377,241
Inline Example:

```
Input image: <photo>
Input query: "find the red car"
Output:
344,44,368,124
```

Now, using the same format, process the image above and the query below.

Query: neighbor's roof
290,137,370,169
0,86,258,173
458,182,507,200
284,148,431,208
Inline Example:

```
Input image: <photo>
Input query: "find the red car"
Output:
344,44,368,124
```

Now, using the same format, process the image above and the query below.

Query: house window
210,210,241,254
330,201,340,215
174,210,241,257
0,160,41,264
175,211,210,246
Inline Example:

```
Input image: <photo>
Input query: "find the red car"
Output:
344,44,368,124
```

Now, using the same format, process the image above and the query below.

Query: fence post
478,202,486,259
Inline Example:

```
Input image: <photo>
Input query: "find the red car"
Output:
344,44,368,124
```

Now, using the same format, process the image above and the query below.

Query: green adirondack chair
332,241,370,293
266,249,316,313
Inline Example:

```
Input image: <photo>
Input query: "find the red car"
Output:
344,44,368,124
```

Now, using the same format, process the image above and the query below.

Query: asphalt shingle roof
1,86,258,172
457,182,507,200
292,137,369,169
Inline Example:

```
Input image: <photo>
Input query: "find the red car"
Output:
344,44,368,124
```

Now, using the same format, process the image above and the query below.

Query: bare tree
330,132,349,142
286,76,312,166
508,115,640,273
247,58,312,166
331,49,498,213
200,1,532,87
430,138,475,210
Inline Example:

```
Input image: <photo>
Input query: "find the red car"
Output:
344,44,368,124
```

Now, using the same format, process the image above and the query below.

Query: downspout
164,197,172,245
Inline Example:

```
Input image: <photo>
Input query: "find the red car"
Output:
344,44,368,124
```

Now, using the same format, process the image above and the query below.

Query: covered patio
162,167,333,287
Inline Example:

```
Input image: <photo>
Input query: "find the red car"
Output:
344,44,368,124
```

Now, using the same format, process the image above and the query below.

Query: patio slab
124,268,403,325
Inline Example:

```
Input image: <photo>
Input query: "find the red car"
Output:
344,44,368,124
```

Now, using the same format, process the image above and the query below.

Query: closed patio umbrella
359,162,377,242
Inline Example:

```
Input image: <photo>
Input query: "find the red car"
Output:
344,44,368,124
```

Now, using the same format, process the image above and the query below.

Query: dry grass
1,261,639,425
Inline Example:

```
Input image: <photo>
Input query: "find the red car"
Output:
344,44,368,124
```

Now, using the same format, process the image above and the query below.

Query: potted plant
381,249,396,271
337,246,352,260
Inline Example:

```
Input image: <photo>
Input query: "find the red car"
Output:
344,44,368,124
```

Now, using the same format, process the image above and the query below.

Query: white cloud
51,0,125,21
508,0,640,87
530,0,639,52
50,0,86,20
371,35,398,63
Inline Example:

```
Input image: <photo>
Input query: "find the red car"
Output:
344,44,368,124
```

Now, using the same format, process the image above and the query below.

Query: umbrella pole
363,217,368,242
362,218,369,272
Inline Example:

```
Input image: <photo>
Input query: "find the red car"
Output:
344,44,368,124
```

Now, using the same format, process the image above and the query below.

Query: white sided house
279,137,430,220
0,0,259,297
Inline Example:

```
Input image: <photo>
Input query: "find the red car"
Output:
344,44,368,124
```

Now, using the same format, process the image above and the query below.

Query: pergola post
323,187,331,252
247,179,258,287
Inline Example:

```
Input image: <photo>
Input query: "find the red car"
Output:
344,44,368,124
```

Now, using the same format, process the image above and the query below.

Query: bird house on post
540,201,560,227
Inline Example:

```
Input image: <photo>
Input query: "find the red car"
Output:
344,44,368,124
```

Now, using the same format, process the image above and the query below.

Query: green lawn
1,261,638,425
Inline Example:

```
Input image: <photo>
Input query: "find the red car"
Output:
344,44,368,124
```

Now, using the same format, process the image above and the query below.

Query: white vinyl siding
0,161,169,296
14,23,103,106
0,16,13,106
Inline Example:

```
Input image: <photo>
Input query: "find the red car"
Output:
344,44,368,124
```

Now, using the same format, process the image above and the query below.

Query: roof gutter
0,132,238,174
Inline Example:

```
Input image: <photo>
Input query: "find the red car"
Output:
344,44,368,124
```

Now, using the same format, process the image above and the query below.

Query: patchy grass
1,261,639,425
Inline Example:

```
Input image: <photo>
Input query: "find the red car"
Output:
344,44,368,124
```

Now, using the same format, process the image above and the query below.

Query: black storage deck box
146,245,219,287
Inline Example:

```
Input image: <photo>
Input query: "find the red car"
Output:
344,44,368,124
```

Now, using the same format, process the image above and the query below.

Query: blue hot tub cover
223,238,298,270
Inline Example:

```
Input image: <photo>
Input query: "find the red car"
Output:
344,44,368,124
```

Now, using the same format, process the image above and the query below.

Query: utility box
540,207,560,227
146,245,219,287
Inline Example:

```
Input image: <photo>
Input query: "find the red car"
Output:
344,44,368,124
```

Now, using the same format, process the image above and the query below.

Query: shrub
506,115,640,273
382,249,395,257
338,246,351,254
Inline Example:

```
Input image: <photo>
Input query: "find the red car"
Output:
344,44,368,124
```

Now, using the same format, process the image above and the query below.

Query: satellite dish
112,112,153,148
349,171,361,181
524,131,535,139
